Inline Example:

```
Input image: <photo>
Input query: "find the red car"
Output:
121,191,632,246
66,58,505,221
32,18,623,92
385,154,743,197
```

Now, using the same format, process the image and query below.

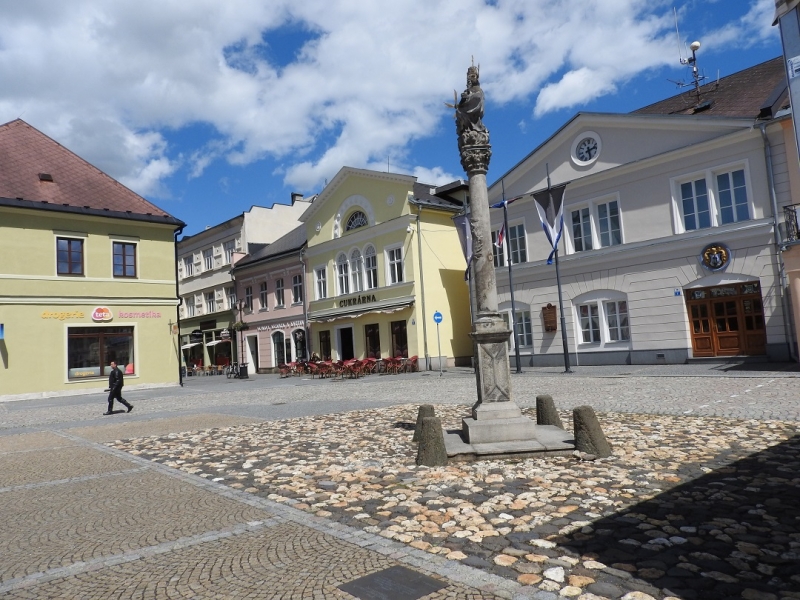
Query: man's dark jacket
109,367,124,391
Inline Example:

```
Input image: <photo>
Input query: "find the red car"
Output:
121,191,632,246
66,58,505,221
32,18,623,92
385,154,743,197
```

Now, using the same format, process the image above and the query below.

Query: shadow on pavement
560,435,800,599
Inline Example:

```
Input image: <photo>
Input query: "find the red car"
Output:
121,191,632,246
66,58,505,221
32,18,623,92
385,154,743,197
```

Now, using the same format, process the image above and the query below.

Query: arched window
364,245,378,290
272,331,286,366
337,253,350,295
350,249,363,293
346,211,368,231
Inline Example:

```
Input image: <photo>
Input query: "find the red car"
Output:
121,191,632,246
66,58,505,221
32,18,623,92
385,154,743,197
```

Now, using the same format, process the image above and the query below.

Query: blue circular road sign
433,311,443,323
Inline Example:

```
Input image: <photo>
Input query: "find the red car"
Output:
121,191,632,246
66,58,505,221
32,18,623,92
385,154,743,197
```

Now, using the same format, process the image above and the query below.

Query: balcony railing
785,204,800,243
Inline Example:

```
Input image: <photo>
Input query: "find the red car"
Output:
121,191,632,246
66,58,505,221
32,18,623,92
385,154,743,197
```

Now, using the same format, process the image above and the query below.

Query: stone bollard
573,405,612,458
413,404,435,442
536,394,563,429
416,416,448,466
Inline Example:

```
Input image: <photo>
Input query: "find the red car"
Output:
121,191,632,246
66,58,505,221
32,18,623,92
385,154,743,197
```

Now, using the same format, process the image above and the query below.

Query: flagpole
547,164,572,374
501,180,522,373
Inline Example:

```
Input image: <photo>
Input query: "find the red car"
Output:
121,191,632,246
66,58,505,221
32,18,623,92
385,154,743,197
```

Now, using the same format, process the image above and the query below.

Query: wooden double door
686,282,766,357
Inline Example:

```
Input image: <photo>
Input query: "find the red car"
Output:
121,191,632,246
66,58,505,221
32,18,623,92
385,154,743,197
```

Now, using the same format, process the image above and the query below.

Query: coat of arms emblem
700,243,731,272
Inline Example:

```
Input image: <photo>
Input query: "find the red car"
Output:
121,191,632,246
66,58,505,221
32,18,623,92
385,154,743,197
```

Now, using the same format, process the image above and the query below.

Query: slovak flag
532,183,568,264
494,222,505,248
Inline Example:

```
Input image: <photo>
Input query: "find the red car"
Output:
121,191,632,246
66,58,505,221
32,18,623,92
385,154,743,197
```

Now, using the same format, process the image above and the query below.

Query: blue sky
0,1,781,236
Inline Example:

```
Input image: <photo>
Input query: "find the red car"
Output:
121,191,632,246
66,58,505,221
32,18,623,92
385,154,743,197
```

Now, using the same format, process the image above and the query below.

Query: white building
489,57,797,366
177,195,313,369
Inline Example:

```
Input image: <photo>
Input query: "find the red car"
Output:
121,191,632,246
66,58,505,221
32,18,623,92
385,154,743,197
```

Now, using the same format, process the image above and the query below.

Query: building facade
0,119,185,400
301,167,472,368
488,58,797,366
230,225,307,373
177,196,312,370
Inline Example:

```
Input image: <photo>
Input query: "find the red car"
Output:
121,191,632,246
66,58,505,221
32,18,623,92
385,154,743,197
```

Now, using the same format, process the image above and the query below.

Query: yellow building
301,167,472,368
0,120,185,400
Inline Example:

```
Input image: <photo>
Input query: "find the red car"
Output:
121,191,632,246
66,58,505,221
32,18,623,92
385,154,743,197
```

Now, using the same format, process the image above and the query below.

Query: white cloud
0,0,774,197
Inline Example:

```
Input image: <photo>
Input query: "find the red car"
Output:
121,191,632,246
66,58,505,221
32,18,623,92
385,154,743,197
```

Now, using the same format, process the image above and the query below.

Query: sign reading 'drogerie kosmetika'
338,294,377,308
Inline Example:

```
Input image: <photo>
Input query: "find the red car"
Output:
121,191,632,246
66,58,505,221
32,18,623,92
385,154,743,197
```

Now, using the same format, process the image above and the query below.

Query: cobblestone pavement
1,366,798,599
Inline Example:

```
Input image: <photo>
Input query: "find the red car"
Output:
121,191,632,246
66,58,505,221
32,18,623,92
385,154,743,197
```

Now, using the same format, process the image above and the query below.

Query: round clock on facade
571,131,601,166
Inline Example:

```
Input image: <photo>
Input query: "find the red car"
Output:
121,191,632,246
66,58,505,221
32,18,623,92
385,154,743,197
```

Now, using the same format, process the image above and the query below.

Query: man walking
104,361,133,415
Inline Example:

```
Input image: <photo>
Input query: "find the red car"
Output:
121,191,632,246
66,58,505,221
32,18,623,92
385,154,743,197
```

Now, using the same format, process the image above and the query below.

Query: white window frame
670,161,753,234
205,291,215,314
507,221,527,265
182,256,194,278
292,274,303,305
566,193,624,254
364,245,378,290
185,297,195,317
597,198,622,248
223,240,235,265
385,245,404,285
275,278,285,307
226,286,237,310
203,248,213,271
315,266,328,300
605,299,630,342
244,285,253,312
259,282,268,311
573,290,631,349
570,206,593,252
350,248,364,293
491,229,505,268
336,253,350,295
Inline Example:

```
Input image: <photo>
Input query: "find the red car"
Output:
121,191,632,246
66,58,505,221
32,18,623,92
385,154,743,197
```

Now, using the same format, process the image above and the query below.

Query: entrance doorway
338,327,355,360
685,281,766,357
246,335,259,371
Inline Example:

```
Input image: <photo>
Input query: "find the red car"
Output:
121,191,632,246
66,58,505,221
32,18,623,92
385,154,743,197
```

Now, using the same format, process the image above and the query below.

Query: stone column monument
452,64,537,445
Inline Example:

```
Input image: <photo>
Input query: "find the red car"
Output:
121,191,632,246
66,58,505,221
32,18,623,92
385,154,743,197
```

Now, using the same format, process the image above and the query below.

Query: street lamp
236,299,249,378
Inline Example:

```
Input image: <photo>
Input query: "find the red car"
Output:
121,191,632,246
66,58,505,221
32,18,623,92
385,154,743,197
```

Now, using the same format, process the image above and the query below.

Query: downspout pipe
300,246,310,360
760,122,798,360
173,226,185,386
415,205,430,370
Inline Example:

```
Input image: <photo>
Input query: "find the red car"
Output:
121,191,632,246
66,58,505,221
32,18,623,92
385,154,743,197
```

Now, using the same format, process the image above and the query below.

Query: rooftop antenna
669,7,707,103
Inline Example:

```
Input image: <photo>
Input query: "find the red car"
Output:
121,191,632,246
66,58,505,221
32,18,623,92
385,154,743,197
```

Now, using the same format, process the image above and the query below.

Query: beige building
0,119,185,400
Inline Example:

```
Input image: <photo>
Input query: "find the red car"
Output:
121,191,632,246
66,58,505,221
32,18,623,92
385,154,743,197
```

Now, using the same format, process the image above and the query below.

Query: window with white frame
364,245,378,289
716,169,749,224
508,224,527,264
515,310,533,347
226,286,236,309
185,298,195,317
259,282,268,310
244,286,253,311
223,240,235,264
205,292,215,314
350,249,363,292
275,278,285,307
315,267,328,299
597,200,622,247
203,248,213,271
574,291,631,347
387,247,403,284
346,211,368,231
680,178,711,231
491,230,505,267
605,300,630,341
183,256,194,277
292,274,303,304
571,208,593,252
337,253,350,295
578,303,600,343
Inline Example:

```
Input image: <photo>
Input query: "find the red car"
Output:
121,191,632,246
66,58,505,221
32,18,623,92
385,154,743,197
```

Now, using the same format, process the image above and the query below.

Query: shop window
259,282,268,310
350,249,363,292
391,320,408,358
292,328,307,360
318,330,332,361
508,224,527,264
364,246,378,290
337,253,350,295
365,323,381,358
387,247,403,285
275,278,285,307
67,326,134,379
113,242,137,278
57,237,84,275
292,275,303,304
315,267,328,299
272,331,286,366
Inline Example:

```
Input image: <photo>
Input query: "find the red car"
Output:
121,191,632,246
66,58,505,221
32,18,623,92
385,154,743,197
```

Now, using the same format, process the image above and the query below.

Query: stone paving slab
2,522,503,600
0,430,78,453
66,413,264,443
0,469,270,583
113,403,800,599
0,445,136,487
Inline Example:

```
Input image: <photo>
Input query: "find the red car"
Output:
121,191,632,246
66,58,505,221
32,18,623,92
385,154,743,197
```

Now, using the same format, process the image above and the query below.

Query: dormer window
346,211,368,231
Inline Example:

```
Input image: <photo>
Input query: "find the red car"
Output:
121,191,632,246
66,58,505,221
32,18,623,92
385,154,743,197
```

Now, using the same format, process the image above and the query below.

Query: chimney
291,192,303,205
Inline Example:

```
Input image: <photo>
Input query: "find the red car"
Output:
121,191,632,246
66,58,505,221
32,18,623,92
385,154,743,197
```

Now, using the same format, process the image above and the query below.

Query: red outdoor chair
407,356,419,372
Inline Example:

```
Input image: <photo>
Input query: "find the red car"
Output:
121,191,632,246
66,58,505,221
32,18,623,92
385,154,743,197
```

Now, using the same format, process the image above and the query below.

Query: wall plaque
542,303,558,332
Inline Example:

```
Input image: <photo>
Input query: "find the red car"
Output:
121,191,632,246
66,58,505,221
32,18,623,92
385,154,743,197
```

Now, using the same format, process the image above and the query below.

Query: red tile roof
0,119,181,223
632,57,787,118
